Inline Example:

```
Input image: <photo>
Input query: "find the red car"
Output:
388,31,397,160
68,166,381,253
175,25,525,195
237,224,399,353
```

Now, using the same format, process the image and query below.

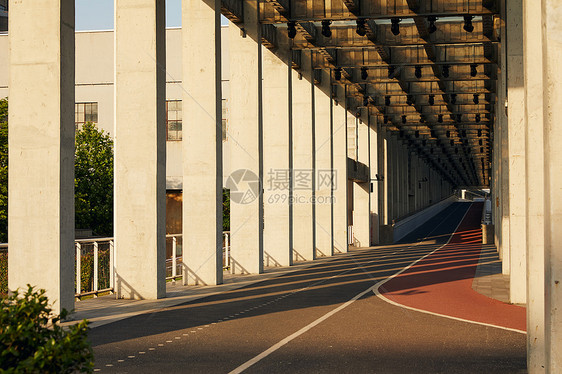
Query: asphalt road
90,202,526,373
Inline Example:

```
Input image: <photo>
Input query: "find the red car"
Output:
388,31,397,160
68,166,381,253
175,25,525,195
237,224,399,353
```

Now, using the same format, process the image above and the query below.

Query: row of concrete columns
492,0,562,371
7,0,454,315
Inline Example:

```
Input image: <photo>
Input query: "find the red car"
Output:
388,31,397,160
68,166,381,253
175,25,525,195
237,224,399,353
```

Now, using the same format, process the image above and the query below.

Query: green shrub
0,286,93,373
77,250,110,293
0,252,6,296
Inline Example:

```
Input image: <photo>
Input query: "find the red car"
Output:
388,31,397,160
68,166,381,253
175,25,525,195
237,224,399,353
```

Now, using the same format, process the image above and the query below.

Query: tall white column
506,0,526,303
523,0,562,371
369,115,380,245
499,0,510,272
182,0,223,285
114,0,167,299
314,69,333,257
382,130,390,225
353,111,370,247
523,0,546,370
292,52,314,261
8,0,75,313
228,7,263,274
263,46,291,267
332,89,348,253
543,1,562,369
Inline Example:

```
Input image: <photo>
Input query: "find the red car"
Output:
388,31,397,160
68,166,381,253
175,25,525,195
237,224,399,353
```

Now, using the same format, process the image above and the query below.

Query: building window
75,102,98,130
222,99,228,142
166,100,182,141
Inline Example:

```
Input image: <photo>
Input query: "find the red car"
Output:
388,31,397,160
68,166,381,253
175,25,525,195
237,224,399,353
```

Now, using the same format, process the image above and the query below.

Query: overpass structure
5,0,561,372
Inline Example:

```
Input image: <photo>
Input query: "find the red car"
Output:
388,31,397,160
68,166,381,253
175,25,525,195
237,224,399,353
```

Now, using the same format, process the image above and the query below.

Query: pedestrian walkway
82,202,526,373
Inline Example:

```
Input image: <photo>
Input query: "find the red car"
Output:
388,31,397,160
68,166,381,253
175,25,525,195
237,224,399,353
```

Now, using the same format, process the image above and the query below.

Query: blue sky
76,0,227,31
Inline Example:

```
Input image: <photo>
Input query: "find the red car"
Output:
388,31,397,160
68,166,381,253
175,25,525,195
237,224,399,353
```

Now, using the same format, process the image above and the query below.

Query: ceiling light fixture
356,19,367,36
463,15,474,33
391,18,401,36
428,16,437,34
415,65,422,79
287,21,297,39
361,67,368,80
321,20,332,38
334,67,342,81
470,63,478,77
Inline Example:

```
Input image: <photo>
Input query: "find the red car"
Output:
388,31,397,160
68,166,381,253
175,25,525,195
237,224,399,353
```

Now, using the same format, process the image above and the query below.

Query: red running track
379,203,526,332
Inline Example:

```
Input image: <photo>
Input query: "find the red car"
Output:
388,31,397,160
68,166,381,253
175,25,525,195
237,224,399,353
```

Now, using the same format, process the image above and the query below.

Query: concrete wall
393,195,458,242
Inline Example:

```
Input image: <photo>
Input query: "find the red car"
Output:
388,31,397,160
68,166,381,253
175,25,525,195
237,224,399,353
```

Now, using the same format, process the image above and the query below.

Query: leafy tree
0,99,7,243
75,122,113,236
223,188,230,231
0,285,94,373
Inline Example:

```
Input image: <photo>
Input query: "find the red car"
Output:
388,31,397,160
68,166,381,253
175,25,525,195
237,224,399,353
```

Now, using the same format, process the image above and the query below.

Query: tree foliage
75,122,114,236
0,99,7,243
223,189,230,231
0,286,94,373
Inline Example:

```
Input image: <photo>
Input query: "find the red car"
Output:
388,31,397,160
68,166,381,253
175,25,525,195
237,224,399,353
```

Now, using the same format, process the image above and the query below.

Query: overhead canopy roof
222,0,500,188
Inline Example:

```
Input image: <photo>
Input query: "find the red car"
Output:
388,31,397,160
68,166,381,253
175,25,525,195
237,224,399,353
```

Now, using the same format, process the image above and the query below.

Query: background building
0,27,233,236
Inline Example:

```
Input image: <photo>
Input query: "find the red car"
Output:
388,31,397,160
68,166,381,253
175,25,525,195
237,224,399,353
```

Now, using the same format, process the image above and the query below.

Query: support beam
113,0,166,299
523,0,546,370
369,115,380,245
353,111,370,247
333,88,348,253
8,0,75,313
182,0,223,285
314,69,333,257
506,0,526,303
228,7,263,274
524,0,562,371
263,46,291,267
292,52,314,262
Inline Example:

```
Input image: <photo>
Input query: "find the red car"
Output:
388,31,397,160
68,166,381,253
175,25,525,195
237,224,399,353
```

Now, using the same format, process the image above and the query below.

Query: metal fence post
109,240,114,292
76,243,81,295
172,236,177,281
93,241,99,295
225,232,230,268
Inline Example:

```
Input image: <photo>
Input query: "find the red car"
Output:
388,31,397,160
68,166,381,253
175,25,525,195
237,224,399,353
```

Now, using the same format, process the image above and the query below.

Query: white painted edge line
229,204,472,374
228,282,379,374
373,205,527,335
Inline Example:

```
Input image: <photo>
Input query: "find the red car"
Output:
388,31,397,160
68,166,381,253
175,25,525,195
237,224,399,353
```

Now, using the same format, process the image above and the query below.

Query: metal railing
0,231,232,299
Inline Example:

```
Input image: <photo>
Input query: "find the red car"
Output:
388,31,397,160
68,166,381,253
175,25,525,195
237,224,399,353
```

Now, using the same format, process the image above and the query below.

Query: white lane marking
229,204,472,374
372,206,526,335
228,282,379,374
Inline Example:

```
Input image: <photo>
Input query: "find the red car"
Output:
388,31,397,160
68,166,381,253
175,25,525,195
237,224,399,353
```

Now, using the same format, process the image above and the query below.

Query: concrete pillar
114,0,166,299
543,2,562,370
506,0,526,303
292,52,314,261
402,145,409,215
388,135,397,222
182,0,223,285
382,130,390,225
314,69,333,257
369,115,380,245
263,46,291,267
499,0,510,273
8,0,75,313
228,9,263,274
332,89,348,253
523,0,562,371
523,0,546,370
353,111,370,247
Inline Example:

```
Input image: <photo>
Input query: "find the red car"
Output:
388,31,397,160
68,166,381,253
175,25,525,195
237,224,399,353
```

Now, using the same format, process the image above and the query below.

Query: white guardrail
0,231,232,299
